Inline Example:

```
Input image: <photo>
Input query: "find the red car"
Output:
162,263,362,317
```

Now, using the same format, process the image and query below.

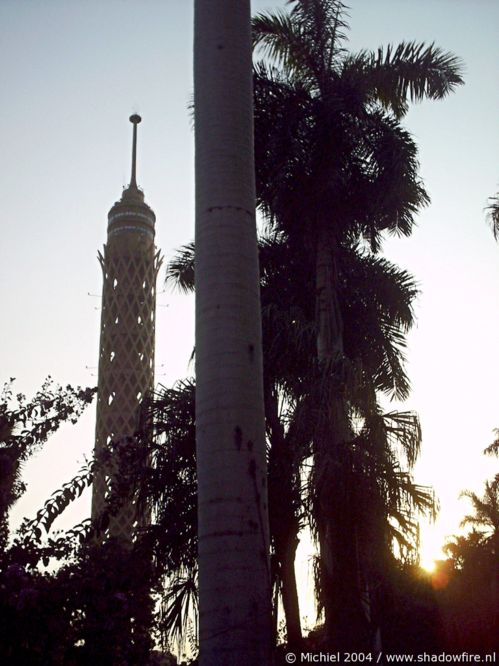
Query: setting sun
420,558,437,574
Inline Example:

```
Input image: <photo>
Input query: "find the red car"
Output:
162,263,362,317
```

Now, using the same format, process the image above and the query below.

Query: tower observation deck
91,115,162,539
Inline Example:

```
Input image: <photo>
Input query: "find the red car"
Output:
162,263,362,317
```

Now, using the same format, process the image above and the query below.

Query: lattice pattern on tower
91,114,162,542
92,245,162,538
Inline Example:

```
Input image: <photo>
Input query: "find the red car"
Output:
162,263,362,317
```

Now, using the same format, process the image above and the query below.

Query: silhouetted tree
252,0,463,648
438,441,498,651
0,379,96,664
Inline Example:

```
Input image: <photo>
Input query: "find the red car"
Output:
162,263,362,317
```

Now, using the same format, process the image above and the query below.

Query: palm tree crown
253,0,464,253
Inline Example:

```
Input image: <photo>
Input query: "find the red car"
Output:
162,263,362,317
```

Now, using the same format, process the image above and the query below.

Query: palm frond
290,0,350,81
254,63,316,227
341,249,418,399
486,191,499,240
253,10,317,87
166,242,195,293
159,570,198,649
484,428,499,457
138,380,197,575
460,477,499,535
351,41,464,118
382,410,422,470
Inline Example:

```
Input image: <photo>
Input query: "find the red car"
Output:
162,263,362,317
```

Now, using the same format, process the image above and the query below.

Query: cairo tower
91,115,162,539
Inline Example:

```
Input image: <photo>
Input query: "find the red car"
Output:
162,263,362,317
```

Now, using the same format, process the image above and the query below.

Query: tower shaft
92,116,161,540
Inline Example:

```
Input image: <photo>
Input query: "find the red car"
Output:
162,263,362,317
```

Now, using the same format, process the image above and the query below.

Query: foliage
0,539,161,665
484,428,499,458
252,1,463,256
251,0,462,649
0,379,95,663
163,230,437,648
439,529,497,651
0,378,95,548
437,440,498,651
0,378,183,665
0,560,76,665
118,0,461,650
377,564,442,654
458,432,499,553
460,477,499,544
487,191,499,240
137,381,198,652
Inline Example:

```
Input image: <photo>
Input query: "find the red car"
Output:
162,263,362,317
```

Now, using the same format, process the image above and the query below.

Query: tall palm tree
193,2,272,664
253,0,463,367
165,232,435,648
252,0,463,648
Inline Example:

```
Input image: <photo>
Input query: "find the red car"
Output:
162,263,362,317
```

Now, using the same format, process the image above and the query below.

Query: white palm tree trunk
194,2,273,664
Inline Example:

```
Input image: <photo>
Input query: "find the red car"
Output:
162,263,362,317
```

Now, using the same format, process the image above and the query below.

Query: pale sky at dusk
1,0,498,603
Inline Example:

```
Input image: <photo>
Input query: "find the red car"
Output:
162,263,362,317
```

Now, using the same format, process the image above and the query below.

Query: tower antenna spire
129,114,141,188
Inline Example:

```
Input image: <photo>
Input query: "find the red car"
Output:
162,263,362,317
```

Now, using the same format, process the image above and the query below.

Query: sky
1,0,498,616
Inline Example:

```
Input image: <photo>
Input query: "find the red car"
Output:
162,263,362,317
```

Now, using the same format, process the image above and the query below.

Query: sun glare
418,521,449,573
420,557,437,574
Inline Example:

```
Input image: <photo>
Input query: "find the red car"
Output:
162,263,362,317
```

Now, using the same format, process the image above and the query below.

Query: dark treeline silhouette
436,438,498,652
